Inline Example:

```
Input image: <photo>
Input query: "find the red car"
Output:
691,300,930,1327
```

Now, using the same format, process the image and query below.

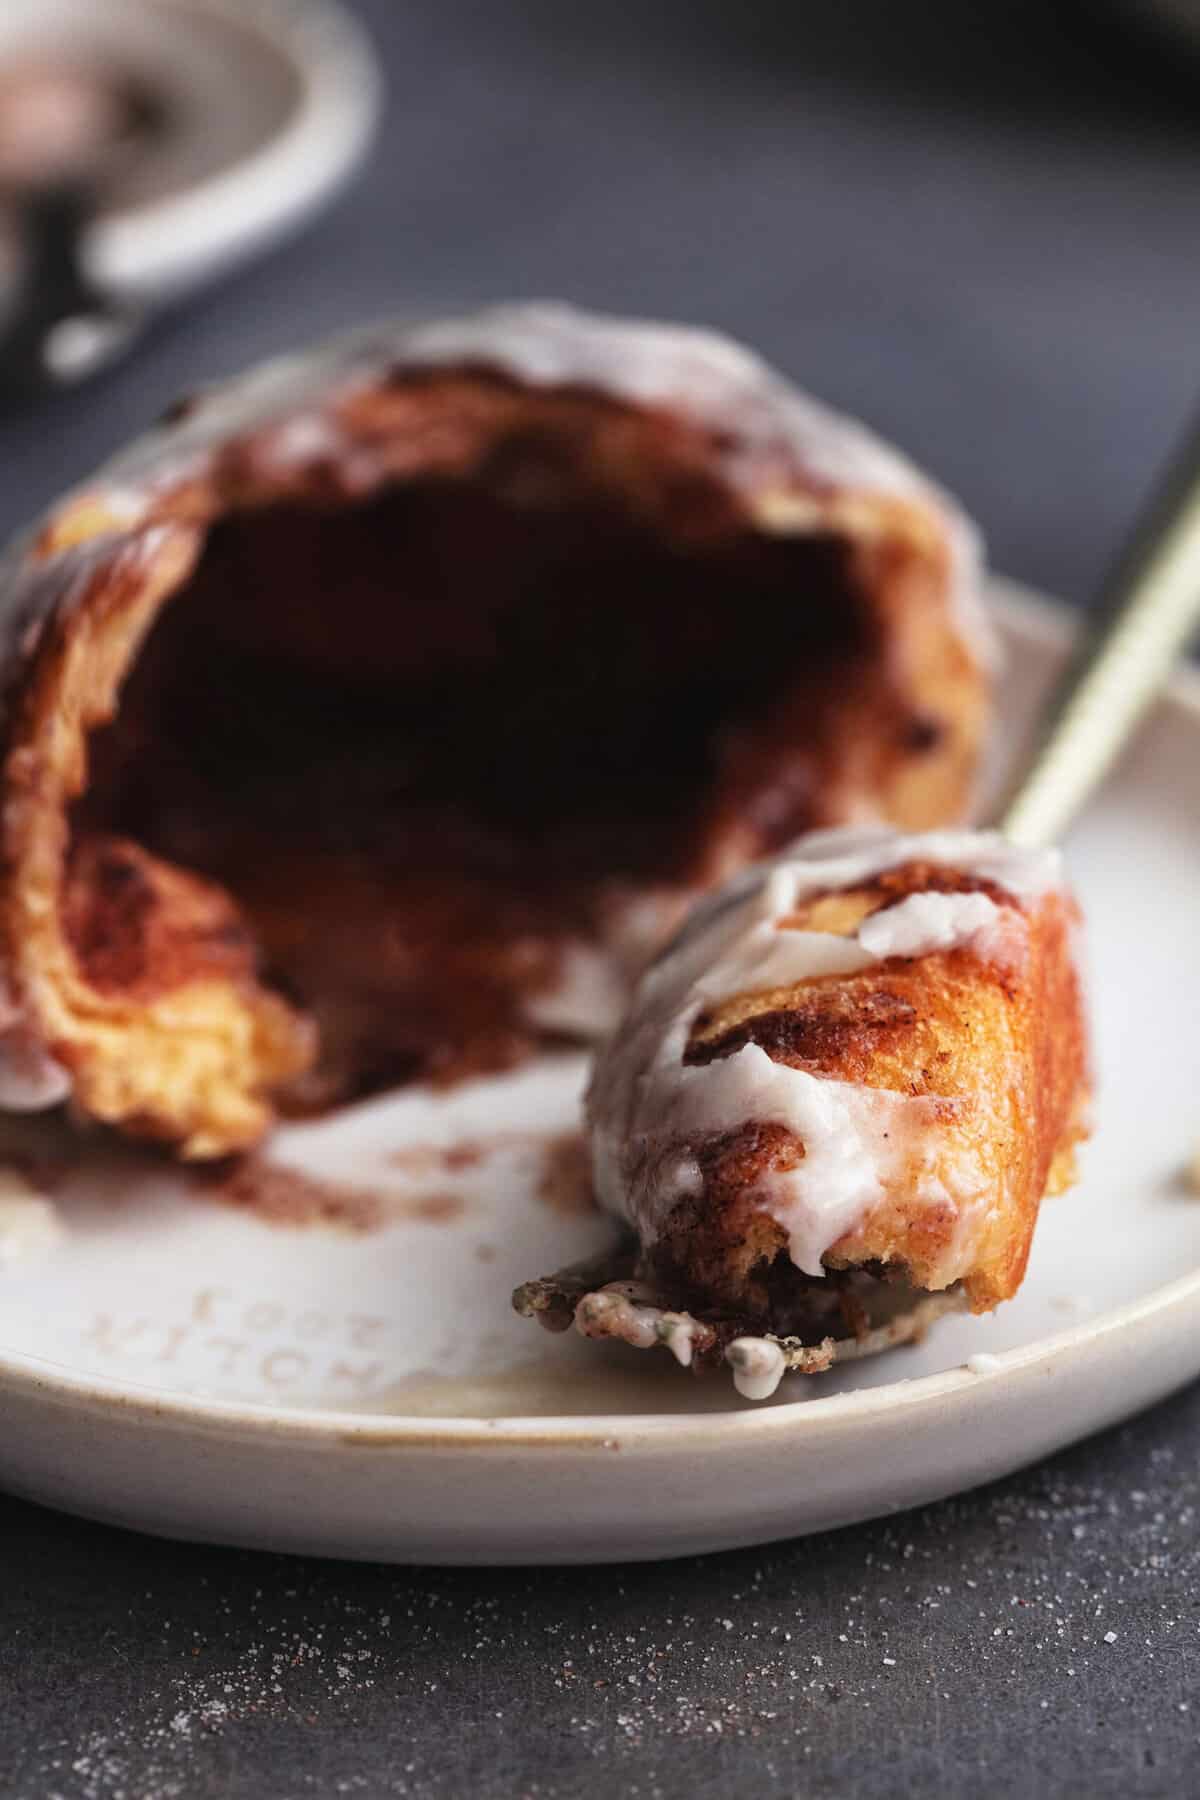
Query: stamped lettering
78,1292,396,1397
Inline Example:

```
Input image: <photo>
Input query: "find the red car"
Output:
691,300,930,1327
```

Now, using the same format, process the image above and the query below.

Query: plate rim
2,578,1196,1451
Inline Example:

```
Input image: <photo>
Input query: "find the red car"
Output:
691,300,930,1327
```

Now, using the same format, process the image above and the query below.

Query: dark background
4,2,1200,1794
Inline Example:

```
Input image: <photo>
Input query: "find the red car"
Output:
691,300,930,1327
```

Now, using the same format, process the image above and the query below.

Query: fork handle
997,415,1200,849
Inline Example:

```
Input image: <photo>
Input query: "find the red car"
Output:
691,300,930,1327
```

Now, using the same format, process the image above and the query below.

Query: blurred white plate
0,0,382,302
0,583,1197,1563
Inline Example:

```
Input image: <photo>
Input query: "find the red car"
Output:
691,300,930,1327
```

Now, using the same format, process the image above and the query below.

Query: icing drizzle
588,826,1060,1277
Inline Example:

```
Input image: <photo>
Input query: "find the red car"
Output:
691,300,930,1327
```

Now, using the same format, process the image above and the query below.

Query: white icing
727,1337,787,1400
576,1287,660,1350
856,890,1005,961
741,823,1060,900
966,1352,1003,1374
659,1315,703,1368
696,917,876,1010
664,1047,931,1277
574,1283,703,1365
588,825,1058,1276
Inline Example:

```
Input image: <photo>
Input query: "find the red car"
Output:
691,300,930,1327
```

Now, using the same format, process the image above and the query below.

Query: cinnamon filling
28,374,965,1133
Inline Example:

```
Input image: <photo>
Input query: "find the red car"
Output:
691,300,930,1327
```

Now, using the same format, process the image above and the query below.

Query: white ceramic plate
0,582,1196,1564
0,0,382,302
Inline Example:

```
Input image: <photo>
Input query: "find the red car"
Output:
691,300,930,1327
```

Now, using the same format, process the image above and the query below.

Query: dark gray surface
2,2,1199,1795
5,1389,1200,1798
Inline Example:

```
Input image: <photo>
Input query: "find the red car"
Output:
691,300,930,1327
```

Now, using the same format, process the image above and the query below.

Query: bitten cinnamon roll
0,305,989,1156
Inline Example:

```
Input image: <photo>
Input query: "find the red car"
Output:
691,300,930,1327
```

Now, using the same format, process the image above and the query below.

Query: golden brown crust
0,528,313,1153
647,866,1090,1317
0,307,990,1155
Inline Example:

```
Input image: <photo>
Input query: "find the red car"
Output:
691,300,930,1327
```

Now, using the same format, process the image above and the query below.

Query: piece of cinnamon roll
517,827,1090,1395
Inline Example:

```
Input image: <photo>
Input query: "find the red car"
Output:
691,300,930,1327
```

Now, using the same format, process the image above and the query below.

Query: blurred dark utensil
0,60,149,403
0,180,142,402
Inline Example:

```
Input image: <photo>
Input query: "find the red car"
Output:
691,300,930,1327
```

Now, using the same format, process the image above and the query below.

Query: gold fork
998,419,1200,846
